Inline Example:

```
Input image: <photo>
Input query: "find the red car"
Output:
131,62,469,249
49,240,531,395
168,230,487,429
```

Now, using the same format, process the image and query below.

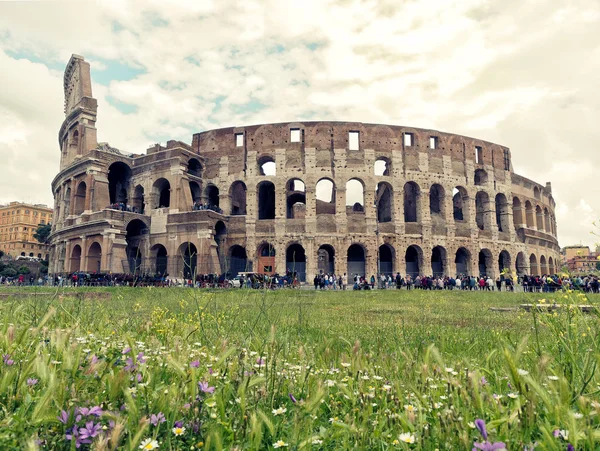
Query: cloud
0,0,598,246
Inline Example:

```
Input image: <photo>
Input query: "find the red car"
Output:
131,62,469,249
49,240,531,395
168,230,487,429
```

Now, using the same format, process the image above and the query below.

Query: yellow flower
273,440,288,448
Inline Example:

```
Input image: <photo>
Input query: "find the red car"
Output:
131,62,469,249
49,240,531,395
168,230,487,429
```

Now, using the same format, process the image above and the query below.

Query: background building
0,202,52,259
562,245,600,274
49,55,561,280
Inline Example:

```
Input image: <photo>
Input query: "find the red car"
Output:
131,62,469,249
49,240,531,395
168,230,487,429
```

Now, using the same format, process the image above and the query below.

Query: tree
33,223,52,244
17,265,30,275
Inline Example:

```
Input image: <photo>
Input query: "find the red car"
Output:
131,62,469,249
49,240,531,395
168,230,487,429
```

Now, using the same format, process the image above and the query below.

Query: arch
258,181,276,219
178,242,197,279
405,245,422,278
475,191,490,230
287,178,306,219
86,242,102,273
540,255,548,275
495,193,510,232
533,186,541,200
544,207,550,233
525,201,534,228
316,178,336,214
347,244,366,278
108,162,132,205
498,250,511,274
512,197,522,228
378,244,395,276
374,157,391,176
214,221,227,273
153,178,171,209
257,242,276,275
431,245,447,277
318,244,335,274
536,205,543,231
229,181,247,215
150,244,168,275
403,181,420,223
376,182,393,223
529,253,539,275
478,248,493,276
516,252,527,276
189,181,201,205
474,169,488,186
346,179,365,210
455,247,471,276
187,158,202,177
70,244,82,272
286,243,306,282
74,181,86,215
206,184,220,207
258,155,276,176
453,186,468,221
548,256,555,275
126,219,146,274
229,245,249,277
429,184,445,217
133,185,145,214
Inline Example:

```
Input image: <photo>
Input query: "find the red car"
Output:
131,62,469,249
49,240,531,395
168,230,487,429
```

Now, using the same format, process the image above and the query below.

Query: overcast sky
0,0,598,248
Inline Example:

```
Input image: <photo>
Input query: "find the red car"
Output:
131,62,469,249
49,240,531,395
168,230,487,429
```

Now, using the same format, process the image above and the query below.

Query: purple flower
256,358,265,366
475,419,488,440
137,352,146,364
208,367,214,375
567,444,574,451
190,360,200,368
199,381,215,394
124,358,137,372
3,354,14,366
137,373,143,383
122,347,131,354
175,420,184,428
58,410,70,424
480,376,488,386
183,403,191,410
472,442,507,451
78,421,102,440
27,378,39,386
150,412,166,426
289,393,297,403
77,406,103,418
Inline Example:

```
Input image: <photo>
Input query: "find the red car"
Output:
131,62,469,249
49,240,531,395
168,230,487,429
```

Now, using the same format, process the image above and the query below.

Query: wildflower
78,421,102,441
325,379,335,387
312,439,323,445
58,410,70,424
392,439,400,445
3,354,14,366
77,406,103,418
139,438,159,449
517,369,529,376
399,432,415,444
548,375,559,381
198,381,215,394
190,360,200,368
507,393,519,399
172,426,186,436
445,367,454,373
480,376,488,386
573,412,583,419
150,412,166,426
205,401,216,408
473,419,506,451
122,347,131,354
27,378,39,386
553,429,569,440
289,393,297,403
272,406,287,416
341,362,351,368
273,440,288,448
382,384,392,391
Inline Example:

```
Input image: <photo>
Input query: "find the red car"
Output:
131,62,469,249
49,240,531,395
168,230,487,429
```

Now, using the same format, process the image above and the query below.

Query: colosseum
48,55,561,282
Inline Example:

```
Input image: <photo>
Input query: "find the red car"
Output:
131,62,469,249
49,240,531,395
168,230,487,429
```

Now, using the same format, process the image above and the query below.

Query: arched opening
70,244,82,272
512,197,522,229
405,245,422,278
455,247,471,276
188,158,202,177
525,201,534,228
536,205,543,231
86,242,102,273
316,179,336,214
376,182,393,223
206,185,220,208
257,242,276,275
516,252,526,276
347,244,366,278
287,179,306,219
431,246,446,277
74,182,86,215
346,179,365,212
429,184,445,217
258,156,276,176
286,243,306,282
498,250,511,274
374,158,391,176
153,178,170,209
229,245,249,277
189,181,201,207
151,244,168,275
495,193,509,232
318,244,335,274
475,191,489,230
378,244,395,276
474,169,488,186
214,221,226,273
548,256,555,275
258,181,276,219
230,181,247,215
544,208,550,232
533,186,541,200
540,255,548,275
132,185,145,214
64,187,71,217
126,219,146,274
478,249,493,276
452,187,468,221
403,182,420,223
178,242,197,279
37,253,42,258
108,162,132,205
529,254,539,275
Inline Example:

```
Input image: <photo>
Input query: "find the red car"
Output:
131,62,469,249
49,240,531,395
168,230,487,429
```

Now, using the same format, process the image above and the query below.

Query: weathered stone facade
49,55,561,280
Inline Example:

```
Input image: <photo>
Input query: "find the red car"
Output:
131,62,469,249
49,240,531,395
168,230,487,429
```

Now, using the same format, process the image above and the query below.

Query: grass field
1,287,599,450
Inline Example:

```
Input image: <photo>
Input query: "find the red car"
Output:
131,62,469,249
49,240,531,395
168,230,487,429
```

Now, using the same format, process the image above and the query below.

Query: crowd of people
192,201,223,214
107,203,142,213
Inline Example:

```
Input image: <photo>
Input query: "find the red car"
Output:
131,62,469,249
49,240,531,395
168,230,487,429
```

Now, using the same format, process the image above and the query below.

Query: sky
0,0,598,248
